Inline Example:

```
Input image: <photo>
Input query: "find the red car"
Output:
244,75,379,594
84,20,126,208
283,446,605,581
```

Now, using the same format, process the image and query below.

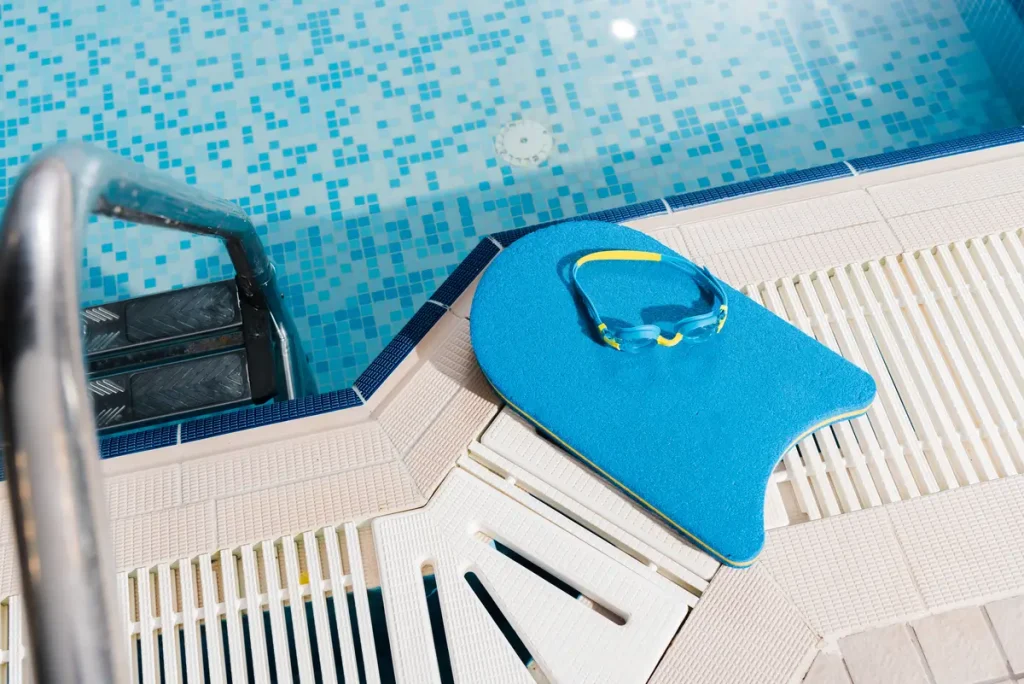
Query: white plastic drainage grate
753,230,1024,524
108,524,384,684
0,464,695,683
372,466,690,683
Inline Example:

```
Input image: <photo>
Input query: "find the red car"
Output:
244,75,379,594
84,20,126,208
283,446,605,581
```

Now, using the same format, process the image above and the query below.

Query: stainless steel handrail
0,142,315,682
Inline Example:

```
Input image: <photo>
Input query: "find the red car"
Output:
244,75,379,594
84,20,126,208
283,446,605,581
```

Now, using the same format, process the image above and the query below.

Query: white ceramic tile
888,476,1024,608
428,318,478,385
676,190,882,258
911,607,1006,684
649,564,817,684
376,362,461,453
985,595,1024,675
650,225,691,257
759,507,924,636
803,650,853,684
630,178,865,232
168,405,372,464
362,310,463,415
707,222,901,287
839,624,930,684
105,463,180,520
403,369,500,498
888,192,1024,254
376,318,479,453
214,460,423,549
868,155,1024,218
0,543,20,601
180,420,399,503
111,502,216,571
355,343,426,413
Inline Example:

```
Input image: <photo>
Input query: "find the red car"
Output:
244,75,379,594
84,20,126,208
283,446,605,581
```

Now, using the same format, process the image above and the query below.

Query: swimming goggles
570,250,728,353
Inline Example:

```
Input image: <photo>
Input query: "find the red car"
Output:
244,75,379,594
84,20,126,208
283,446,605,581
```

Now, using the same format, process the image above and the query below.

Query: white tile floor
805,601,1024,684
839,624,931,684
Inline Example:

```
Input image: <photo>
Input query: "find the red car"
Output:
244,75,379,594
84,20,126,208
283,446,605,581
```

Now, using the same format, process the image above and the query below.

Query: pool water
3,0,1024,393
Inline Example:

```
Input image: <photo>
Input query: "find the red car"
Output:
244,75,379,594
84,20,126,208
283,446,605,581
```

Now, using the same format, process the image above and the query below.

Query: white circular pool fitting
495,119,553,167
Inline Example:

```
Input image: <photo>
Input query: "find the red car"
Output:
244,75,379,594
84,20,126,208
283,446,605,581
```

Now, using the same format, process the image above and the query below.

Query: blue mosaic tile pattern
3,0,1024,395
958,0,1024,120
492,198,667,246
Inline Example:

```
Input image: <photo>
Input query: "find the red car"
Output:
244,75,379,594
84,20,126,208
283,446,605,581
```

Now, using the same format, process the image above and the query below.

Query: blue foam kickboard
470,221,876,566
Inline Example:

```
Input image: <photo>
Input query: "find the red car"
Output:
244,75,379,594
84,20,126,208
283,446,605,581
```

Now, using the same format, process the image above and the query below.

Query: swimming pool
3,0,1024,394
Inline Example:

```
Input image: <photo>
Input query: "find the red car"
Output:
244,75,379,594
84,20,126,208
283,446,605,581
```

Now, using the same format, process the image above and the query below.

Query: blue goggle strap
570,250,728,352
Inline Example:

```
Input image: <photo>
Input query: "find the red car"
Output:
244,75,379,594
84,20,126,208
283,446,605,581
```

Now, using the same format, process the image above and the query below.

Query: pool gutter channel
86,125,1024,461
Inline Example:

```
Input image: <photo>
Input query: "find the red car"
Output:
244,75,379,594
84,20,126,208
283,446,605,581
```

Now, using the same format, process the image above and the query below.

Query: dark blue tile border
353,334,418,399
666,163,852,210
100,425,178,459
353,301,447,400
848,127,1024,173
99,125,1024,457
180,387,362,443
397,299,448,345
491,224,544,247
585,199,669,224
430,238,500,307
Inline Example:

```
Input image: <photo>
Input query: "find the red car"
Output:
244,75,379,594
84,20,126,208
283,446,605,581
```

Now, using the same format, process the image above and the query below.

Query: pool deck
4,142,1024,682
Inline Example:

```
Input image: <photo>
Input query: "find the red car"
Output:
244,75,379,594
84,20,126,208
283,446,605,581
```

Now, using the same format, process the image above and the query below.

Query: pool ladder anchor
0,142,316,683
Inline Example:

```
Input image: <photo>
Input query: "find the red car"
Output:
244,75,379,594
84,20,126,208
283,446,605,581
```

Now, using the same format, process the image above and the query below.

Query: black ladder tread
83,280,242,356
91,350,252,433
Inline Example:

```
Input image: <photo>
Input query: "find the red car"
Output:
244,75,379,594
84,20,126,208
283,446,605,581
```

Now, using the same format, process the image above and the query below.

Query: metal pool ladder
0,143,314,683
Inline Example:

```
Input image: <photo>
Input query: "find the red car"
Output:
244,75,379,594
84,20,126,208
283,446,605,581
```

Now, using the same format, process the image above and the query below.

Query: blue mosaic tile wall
2,0,1023,393
957,0,1024,121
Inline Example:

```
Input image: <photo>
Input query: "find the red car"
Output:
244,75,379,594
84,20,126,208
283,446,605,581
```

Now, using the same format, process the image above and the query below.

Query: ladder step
90,351,253,433
83,281,242,357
